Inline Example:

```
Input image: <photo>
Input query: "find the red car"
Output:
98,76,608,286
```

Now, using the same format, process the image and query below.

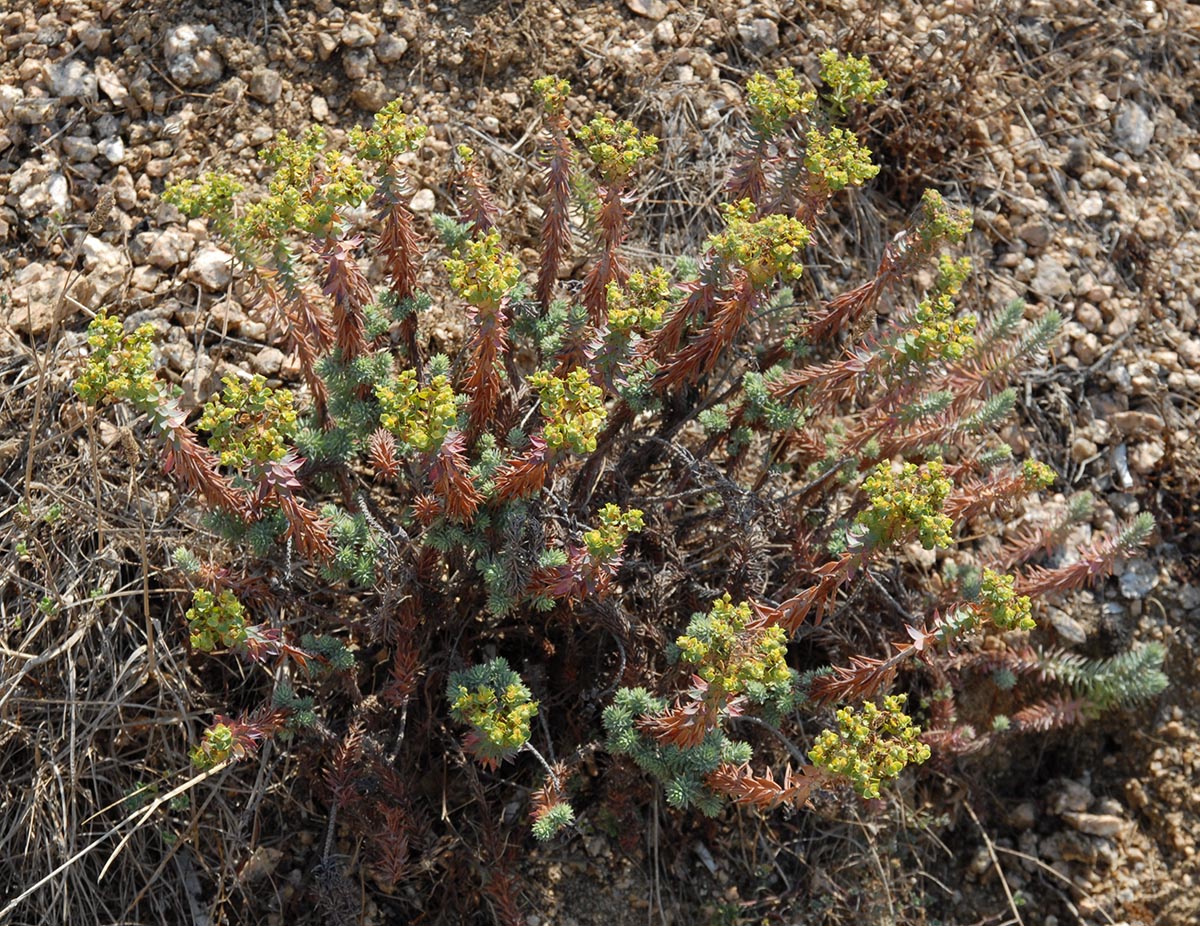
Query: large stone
248,67,282,104
1113,101,1154,156
8,160,70,217
351,79,390,112
1062,812,1125,838
738,18,780,54
1119,558,1159,599
625,0,668,20
410,188,435,212
1049,779,1092,815
251,346,286,376
375,34,408,64
62,135,98,162
343,49,373,81
13,97,59,125
5,262,95,335
163,24,223,88
190,246,233,291
45,59,97,102
1030,255,1072,299
95,58,129,106
1107,410,1164,437
145,227,196,268
81,235,130,303
341,13,377,48
98,136,125,165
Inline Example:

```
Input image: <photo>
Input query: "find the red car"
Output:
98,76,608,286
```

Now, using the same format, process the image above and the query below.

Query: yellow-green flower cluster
897,294,977,366
857,460,954,550
162,172,244,234
675,594,790,696
915,189,974,246
935,254,972,298
818,49,887,113
350,99,427,163
746,67,815,137
261,126,326,195
807,694,931,799
804,126,880,192
583,504,644,559
1021,459,1055,491
445,230,521,309
606,268,672,334
533,75,571,114
236,189,302,242
576,115,658,183
186,588,250,652
376,371,458,453
74,312,159,408
449,662,538,764
199,374,298,468
451,685,537,752
319,150,373,212
530,367,607,454
191,723,235,770
709,199,811,287
249,127,352,235
978,568,1035,631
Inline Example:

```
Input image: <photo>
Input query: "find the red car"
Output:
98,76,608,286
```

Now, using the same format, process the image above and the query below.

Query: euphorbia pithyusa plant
73,51,1165,920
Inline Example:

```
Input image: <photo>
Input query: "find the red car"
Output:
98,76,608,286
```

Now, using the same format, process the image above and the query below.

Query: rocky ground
2,0,1199,924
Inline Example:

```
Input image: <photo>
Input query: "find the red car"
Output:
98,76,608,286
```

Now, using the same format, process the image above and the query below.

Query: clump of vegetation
72,51,1165,922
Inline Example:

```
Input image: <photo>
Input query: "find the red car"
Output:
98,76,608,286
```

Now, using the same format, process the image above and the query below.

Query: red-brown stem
793,179,832,231
944,469,1035,522
320,236,371,362
580,183,629,325
637,680,728,750
529,542,625,605
462,297,510,438
493,435,552,502
536,112,574,311
1018,529,1134,598
250,268,331,420
552,325,599,378
657,269,757,390
454,157,500,236
375,177,424,373
266,488,335,561
428,431,482,522
758,550,867,633
706,762,820,809
159,420,246,516
374,172,422,303
727,137,770,208
647,259,720,361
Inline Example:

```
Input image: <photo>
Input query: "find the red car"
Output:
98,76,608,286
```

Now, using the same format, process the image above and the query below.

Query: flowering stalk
728,67,814,207
944,459,1056,521
1019,513,1155,597
576,116,658,325
446,231,520,436
639,594,791,749
494,368,606,501
658,203,810,389
804,189,973,343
